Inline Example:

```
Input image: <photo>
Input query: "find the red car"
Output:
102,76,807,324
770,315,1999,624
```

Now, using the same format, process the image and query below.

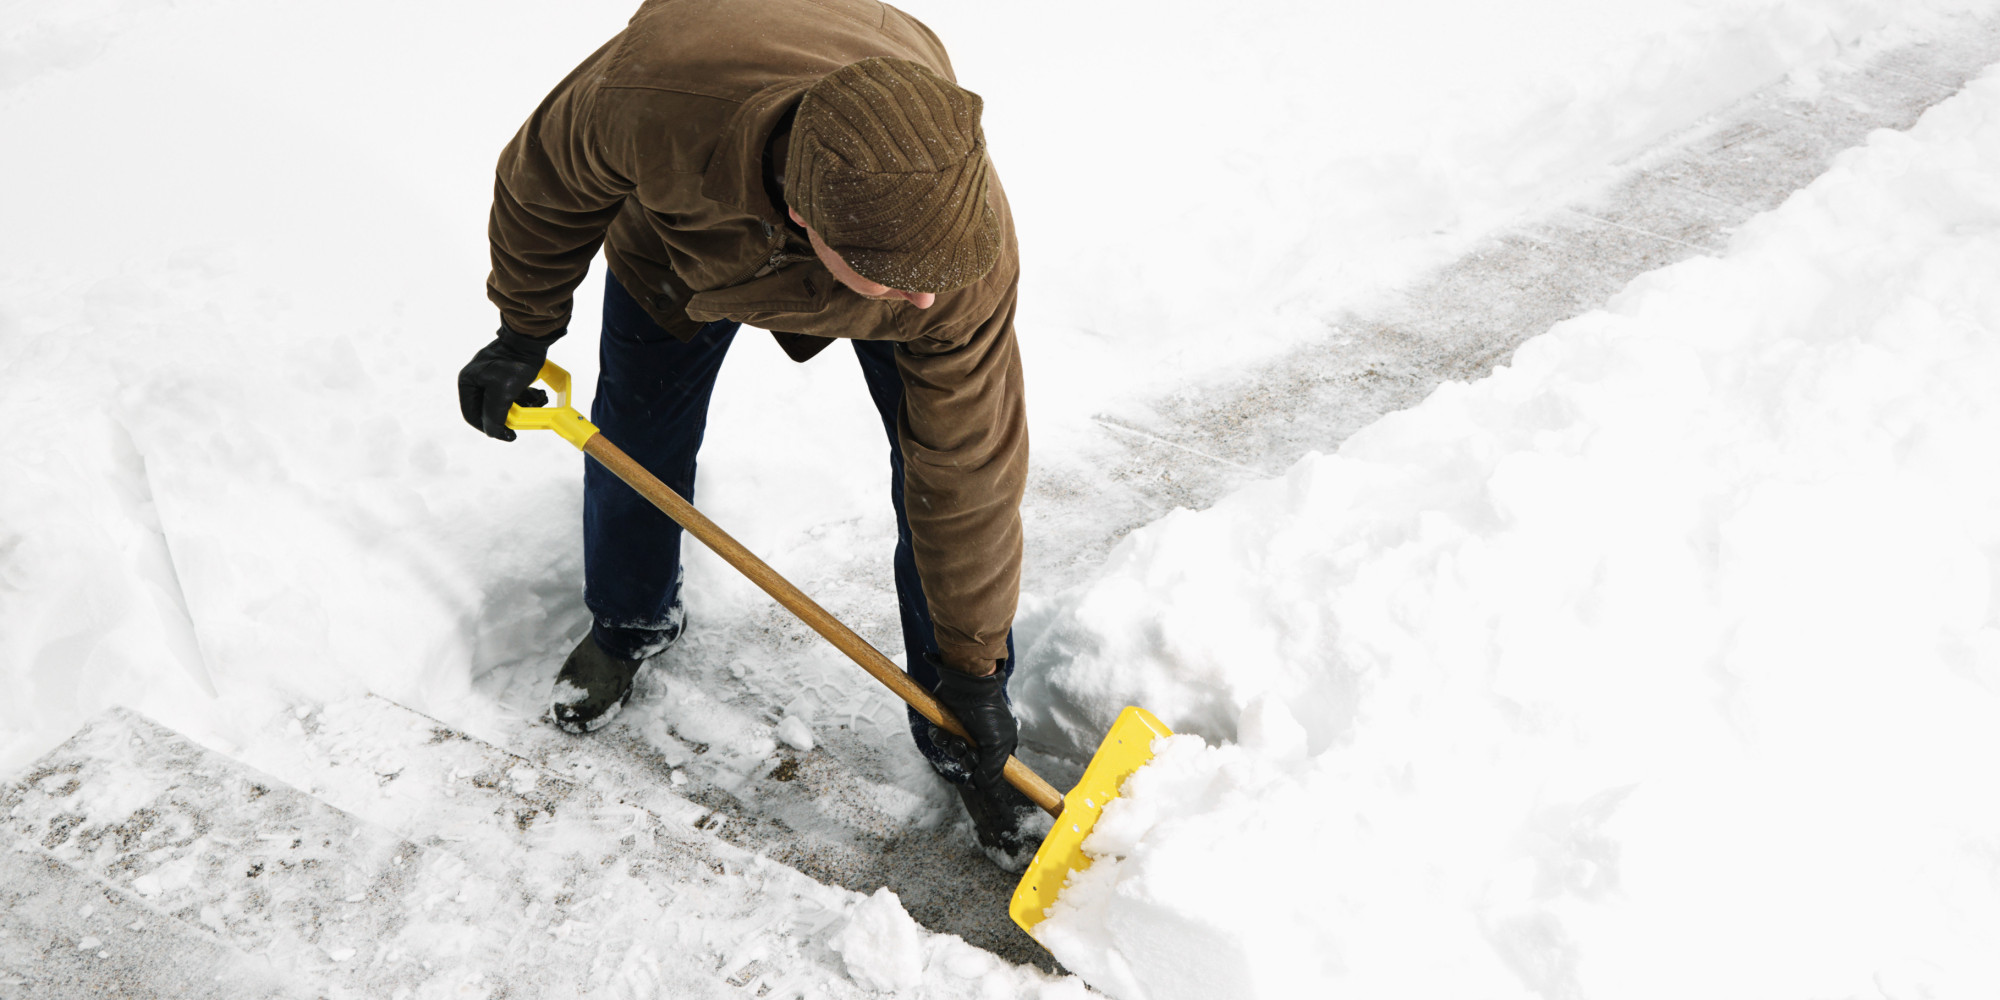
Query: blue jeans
584,273,1014,783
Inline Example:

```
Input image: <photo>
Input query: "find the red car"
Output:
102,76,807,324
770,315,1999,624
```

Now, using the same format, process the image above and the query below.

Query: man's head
784,57,999,299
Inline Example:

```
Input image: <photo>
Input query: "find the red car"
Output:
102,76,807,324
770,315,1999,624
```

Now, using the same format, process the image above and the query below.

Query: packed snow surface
1024,63,2000,1000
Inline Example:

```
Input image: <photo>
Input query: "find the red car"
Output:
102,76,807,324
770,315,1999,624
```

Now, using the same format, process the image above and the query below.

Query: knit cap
785,58,999,294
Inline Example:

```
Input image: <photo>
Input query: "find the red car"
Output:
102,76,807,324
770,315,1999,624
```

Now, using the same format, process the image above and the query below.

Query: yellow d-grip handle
505,360,600,450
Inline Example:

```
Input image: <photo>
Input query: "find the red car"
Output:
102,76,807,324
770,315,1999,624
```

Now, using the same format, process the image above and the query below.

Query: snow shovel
506,359,1173,938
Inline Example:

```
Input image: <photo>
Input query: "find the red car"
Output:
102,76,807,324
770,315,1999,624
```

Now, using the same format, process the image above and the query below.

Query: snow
200,695,1086,999
547,679,590,709
828,888,931,993
4,0,2000,995
1026,61,2000,1000
828,887,1096,998
777,714,817,752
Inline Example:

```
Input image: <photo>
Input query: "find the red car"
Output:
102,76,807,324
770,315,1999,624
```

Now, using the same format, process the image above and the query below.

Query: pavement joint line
1653,171,1755,213
1089,415,1275,477
1559,206,1715,253
1652,169,1756,212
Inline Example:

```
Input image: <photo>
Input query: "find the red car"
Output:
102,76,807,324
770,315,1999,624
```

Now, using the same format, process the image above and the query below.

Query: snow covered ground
4,0,1999,996
1029,58,2000,1000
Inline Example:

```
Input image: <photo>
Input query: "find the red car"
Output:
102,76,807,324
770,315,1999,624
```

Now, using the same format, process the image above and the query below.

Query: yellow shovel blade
1009,706,1173,936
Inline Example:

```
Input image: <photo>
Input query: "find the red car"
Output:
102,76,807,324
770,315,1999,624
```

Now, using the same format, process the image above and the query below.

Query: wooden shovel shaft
582,433,1065,817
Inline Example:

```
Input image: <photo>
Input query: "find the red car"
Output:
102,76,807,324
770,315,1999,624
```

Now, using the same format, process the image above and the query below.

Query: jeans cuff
591,602,686,661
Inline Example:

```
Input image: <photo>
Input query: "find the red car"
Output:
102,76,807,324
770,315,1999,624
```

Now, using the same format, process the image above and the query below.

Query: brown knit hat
785,58,1000,294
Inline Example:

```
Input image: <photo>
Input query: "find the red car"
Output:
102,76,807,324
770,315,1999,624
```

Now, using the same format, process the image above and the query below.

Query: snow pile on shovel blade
1021,67,2000,1000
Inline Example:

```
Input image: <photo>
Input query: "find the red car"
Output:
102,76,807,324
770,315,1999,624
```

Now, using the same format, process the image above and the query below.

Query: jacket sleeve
894,277,1028,670
487,41,630,338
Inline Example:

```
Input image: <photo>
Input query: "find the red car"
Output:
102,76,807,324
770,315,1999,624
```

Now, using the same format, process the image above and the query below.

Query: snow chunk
775,715,814,752
547,680,588,709
827,888,928,993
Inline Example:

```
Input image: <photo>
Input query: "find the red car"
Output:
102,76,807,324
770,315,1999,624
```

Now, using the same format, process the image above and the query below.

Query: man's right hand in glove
927,656,1019,795
456,325,559,441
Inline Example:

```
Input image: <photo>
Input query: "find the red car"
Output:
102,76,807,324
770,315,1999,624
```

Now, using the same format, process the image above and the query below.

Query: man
454,0,1039,863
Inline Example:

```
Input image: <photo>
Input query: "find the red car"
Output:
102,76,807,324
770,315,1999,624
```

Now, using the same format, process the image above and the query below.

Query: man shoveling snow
454,0,1040,866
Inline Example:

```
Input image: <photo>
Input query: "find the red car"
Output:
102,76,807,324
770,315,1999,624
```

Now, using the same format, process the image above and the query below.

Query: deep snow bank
1023,63,2000,1000
0,0,645,772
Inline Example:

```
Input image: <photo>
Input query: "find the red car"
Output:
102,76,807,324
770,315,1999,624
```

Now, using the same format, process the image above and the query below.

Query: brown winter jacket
486,0,1025,670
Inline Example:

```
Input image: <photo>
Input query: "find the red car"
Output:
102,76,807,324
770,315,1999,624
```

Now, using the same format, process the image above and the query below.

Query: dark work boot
548,632,644,734
953,780,1048,873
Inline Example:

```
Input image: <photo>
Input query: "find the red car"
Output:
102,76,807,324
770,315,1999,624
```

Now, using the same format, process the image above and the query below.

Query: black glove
456,325,559,441
928,656,1018,795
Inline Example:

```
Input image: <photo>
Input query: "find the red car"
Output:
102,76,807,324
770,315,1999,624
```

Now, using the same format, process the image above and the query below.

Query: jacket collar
701,77,816,222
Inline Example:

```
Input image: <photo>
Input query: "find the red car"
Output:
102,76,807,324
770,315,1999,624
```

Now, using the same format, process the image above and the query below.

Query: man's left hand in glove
457,325,559,441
